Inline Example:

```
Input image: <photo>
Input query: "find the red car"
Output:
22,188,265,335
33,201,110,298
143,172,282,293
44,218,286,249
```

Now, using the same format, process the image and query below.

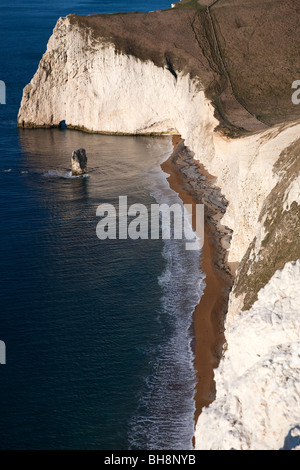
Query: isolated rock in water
72,148,87,175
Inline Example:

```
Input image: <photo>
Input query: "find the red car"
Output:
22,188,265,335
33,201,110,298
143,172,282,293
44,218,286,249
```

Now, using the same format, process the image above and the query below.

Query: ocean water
0,0,205,450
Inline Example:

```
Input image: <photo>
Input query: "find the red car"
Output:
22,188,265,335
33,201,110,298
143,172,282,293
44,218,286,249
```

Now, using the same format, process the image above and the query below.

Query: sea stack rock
71,148,87,176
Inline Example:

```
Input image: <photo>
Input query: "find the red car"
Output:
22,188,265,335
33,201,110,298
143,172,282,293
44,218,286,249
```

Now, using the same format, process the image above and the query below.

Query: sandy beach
161,136,233,440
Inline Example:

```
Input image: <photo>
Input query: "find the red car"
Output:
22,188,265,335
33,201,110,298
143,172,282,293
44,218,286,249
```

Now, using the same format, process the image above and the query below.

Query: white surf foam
43,169,90,179
128,138,205,450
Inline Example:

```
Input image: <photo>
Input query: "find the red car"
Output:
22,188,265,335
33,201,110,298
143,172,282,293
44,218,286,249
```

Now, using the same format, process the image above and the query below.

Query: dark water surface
0,0,204,449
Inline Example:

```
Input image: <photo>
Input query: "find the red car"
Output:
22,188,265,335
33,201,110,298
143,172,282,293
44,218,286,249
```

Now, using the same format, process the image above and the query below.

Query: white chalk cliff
195,259,300,450
18,13,300,450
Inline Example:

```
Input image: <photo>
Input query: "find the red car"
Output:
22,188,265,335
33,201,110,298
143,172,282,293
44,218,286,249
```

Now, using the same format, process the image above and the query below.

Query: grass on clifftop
173,0,205,9
68,0,300,133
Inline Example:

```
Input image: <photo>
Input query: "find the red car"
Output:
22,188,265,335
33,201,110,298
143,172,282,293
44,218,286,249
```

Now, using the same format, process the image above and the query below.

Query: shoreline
161,135,234,445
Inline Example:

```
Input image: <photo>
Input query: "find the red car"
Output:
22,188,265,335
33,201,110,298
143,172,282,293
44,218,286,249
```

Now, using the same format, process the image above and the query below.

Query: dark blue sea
0,0,205,450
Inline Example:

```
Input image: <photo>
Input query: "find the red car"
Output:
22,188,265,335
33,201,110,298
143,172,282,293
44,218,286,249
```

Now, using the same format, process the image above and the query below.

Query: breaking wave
43,169,90,179
128,139,205,450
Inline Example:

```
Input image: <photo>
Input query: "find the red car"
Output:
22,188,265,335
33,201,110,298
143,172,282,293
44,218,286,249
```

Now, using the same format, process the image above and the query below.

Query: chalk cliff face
18,17,214,139
18,3,300,450
195,260,300,450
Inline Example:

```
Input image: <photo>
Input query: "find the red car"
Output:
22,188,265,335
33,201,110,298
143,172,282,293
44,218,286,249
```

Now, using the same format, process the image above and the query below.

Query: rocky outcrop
17,1,300,450
71,148,87,175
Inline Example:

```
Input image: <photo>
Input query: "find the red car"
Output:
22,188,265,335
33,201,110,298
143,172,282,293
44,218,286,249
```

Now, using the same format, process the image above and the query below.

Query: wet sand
161,135,233,443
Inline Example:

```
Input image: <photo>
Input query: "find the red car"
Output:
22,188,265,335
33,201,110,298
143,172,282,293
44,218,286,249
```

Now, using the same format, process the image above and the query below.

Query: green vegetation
233,139,300,311
173,0,205,9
